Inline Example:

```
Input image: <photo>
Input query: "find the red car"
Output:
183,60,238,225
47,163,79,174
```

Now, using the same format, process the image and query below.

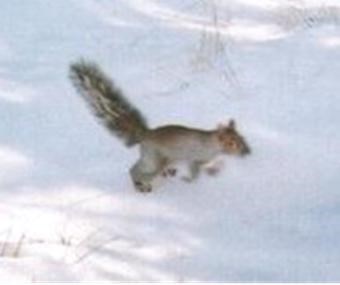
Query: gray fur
69,60,148,146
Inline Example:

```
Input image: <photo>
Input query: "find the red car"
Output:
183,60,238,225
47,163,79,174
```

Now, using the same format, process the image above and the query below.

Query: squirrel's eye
227,141,236,148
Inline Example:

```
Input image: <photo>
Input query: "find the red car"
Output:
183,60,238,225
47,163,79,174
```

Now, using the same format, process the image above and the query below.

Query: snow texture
0,0,340,282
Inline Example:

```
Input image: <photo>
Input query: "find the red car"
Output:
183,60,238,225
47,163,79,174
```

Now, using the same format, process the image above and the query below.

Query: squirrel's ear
217,123,225,130
228,119,236,129
217,123,229,132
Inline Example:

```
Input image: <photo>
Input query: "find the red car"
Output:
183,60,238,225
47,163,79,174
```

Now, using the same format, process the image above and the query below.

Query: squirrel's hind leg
130,152,167,193
130,161,154,192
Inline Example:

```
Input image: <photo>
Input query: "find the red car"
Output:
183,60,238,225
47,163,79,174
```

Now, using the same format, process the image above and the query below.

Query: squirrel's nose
242,144,251,155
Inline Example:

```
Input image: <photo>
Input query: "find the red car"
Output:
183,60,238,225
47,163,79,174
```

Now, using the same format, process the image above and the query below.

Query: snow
1,0,340,282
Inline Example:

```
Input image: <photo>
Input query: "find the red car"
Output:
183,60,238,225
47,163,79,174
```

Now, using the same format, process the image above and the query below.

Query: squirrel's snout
242,144,251,156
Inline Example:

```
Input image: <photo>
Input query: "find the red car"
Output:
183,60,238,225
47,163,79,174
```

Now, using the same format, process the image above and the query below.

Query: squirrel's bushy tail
69,60,148,146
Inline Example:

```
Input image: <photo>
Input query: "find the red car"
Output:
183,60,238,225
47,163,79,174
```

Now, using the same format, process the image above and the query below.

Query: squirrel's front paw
206,166,220,176
162,168,177,178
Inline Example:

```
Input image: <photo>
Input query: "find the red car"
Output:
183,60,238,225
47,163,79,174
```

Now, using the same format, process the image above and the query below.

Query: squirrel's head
216,119,251,156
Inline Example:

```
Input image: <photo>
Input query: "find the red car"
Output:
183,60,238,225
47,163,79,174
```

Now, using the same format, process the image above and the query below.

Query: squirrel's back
144,125,214,144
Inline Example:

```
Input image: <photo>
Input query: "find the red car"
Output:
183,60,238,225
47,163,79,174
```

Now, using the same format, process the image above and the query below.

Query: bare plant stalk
0,229,12,257
13,234,25,258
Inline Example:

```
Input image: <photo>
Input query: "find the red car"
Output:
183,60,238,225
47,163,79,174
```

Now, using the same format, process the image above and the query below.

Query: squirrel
69,60,251,192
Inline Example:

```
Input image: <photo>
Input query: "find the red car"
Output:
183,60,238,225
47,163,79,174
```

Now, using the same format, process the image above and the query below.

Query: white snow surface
1,0,340,282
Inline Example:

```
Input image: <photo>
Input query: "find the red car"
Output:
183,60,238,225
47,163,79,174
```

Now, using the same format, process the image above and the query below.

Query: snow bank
0,0,339,281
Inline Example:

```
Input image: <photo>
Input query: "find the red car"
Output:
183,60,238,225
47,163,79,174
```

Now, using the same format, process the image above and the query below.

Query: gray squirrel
70,60,251,192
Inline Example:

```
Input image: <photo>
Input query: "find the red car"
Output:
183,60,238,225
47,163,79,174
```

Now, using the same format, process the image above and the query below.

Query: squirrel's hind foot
134,181,152,193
